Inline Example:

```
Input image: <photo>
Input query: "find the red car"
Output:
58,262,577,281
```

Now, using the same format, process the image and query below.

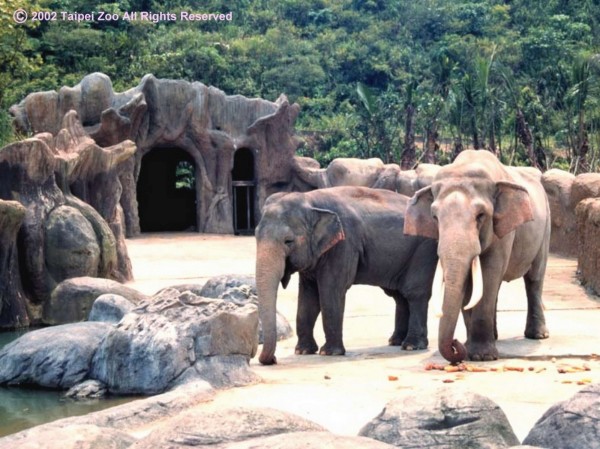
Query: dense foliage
1,0,599,171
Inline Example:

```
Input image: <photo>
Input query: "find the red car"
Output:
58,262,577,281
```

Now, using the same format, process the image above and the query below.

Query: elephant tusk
464,256,483,310
430,259,444,318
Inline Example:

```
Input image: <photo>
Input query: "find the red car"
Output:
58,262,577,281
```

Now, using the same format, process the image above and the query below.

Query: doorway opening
137,148,197,232
232,148,256,235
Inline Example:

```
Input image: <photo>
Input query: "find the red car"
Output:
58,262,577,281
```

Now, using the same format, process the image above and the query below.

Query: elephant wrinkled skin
405,150,550,363
255,186,438,365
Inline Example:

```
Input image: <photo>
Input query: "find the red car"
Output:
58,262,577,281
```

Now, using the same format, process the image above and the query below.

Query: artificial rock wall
10,72,302,235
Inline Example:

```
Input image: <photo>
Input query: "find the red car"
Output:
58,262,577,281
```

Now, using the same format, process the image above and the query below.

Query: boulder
44,205,101,281
224,432,396,449
0,424,136,449
224,432,394,449
130,407,326,448
359,387,520,449
65,380,108,399
570,173,600,208
43,276,148,325
90,288,259,394
88,294,135,323
199,275,293,343
0,322,114,389
523,382,600,449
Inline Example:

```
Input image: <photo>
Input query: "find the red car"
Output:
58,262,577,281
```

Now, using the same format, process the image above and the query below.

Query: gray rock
43,276,148,325
359,386,520,449
199,274,293,343
88,293,135,323
523,382,600,449
199,275,256,299
65,380,108,399
174,355,261,389
0,424,136,449
44,205,101,282
90,289,259,394
509,446,545,449
0,322,114,389
130,407,326,448
225,432,397,449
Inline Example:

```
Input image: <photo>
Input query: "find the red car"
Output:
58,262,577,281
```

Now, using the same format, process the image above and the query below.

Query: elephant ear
310,208,345,257
404,186,439,239
493,181,534,238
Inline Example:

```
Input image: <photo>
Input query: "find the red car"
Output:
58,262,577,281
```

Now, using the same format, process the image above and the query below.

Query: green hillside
1,0,599,171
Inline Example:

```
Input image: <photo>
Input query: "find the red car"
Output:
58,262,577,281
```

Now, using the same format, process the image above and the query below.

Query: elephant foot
401,336,428,351
295,340,318,355
525,324,549,340
388,333,406,346
319,343,345,356
467,341,498,362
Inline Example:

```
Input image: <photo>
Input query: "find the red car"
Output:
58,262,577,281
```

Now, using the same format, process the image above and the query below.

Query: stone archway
232,148,256,235
137,148,197,232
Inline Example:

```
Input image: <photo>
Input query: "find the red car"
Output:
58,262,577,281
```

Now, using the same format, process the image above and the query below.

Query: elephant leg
396,240,435,350
465,261,502,361
295,276,320,355
403,294,429,350
524,275,549,339
388,293,408,346
317,278,347,356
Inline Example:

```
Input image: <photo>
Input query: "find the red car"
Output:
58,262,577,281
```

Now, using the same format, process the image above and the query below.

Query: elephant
292,157,386,189
292,156,440,197
404,150,550,363
255,186,438,365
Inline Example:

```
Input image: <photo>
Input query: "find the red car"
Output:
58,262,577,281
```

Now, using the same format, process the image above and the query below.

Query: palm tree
568,53,600,173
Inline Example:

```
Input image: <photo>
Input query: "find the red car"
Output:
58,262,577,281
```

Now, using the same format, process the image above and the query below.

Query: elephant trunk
435,255,483,364
256,240,286,365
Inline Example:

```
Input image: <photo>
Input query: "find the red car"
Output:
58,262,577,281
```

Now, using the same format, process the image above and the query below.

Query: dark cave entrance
232,148,256,235
137,148,197,232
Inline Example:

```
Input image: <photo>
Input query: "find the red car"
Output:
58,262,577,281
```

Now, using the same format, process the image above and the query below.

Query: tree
0,0,43,144
567,53,600,173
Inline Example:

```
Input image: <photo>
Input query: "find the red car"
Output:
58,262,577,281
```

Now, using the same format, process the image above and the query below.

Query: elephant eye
284,238,294,247
476,212,485,224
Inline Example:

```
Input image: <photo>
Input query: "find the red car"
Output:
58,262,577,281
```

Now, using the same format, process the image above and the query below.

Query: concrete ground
126,233,600,442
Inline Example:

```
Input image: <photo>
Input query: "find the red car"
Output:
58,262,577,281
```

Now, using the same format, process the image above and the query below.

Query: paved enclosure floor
126,233,600,441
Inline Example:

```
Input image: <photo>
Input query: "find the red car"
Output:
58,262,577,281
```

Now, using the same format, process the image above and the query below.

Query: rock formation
10,72,303,235
523,382,600,449
0,200,28,329
0,111,135,326
0,283,260,395
359,386,520,448
542,169,600,256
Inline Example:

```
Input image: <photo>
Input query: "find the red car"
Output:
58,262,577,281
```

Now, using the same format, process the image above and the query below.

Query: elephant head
404,174,534,363
255,192,345,365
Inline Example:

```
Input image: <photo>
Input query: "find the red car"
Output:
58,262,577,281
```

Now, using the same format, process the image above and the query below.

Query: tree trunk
516,109,540,169
452,136,464,161
401,104,416,170
423,122,438,164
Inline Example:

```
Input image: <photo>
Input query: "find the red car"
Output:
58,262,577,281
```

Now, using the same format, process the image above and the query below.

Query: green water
0,330,135,438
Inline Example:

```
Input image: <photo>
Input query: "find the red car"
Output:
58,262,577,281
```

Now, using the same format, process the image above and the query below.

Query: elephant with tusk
255,186,438,366
405,150,550,364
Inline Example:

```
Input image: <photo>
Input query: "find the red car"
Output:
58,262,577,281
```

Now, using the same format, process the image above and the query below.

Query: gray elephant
292,157,386,189
404,150,550,363
255,186,438,365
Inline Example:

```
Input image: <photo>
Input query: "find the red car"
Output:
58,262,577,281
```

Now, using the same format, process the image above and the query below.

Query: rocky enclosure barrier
0,381,598,449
